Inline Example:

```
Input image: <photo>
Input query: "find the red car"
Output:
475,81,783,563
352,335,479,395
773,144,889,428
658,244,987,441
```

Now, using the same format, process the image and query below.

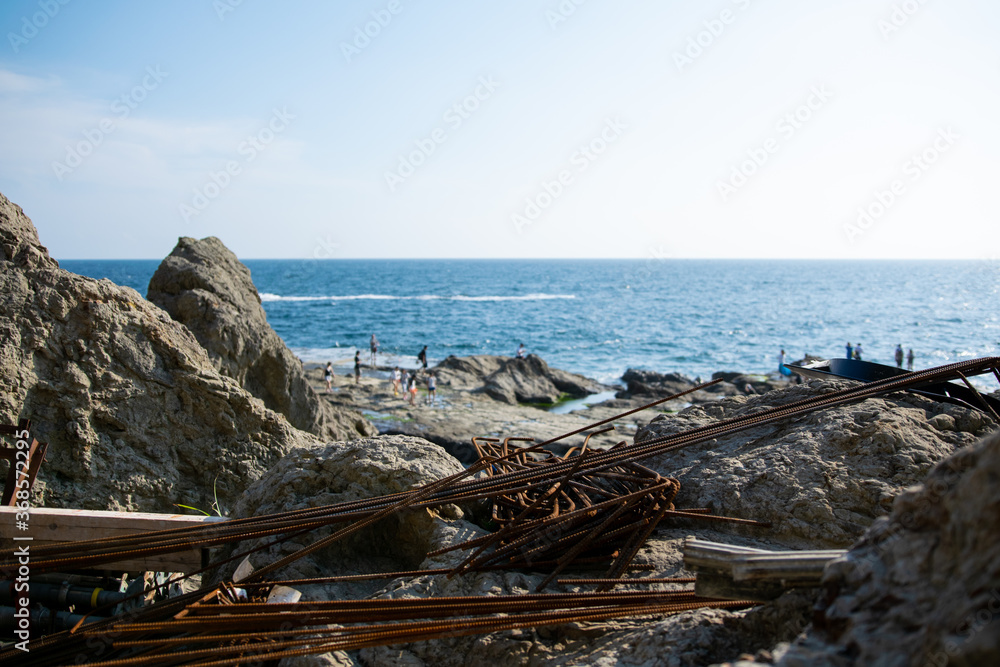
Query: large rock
433,355,506,390
635,379,995,548
147,236,374,442
776,428,1000,667
0,191,319,512
222,435,479,595
433,354,601,405
622,368,698,397
436,354,599,405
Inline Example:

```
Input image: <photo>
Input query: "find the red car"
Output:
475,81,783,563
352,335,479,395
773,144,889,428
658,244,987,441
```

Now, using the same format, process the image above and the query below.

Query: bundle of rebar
3,584,753,666
435,432,761,592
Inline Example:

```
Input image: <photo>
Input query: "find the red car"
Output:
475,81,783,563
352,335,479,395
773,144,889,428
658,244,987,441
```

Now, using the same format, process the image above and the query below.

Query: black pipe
0,605,103,634
1,581,125,610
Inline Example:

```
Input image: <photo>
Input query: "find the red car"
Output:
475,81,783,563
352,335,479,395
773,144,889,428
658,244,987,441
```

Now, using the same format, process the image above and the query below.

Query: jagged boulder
775,428,1000,666
433,355,506,390
484,354,599,405
147,236,374,442
222,435,479,595
0,191,319,512
635,379,995,549
622,368,697,397
432,354,601,405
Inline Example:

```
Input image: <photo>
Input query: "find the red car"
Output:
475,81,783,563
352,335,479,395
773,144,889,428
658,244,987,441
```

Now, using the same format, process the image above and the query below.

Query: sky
1,0,998,260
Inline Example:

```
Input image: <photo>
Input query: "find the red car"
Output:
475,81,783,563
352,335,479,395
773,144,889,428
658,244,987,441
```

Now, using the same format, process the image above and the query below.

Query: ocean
60,259,1000,389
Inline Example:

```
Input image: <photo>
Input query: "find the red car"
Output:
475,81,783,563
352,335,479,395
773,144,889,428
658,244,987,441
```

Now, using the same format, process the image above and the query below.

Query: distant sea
61,259,1000,389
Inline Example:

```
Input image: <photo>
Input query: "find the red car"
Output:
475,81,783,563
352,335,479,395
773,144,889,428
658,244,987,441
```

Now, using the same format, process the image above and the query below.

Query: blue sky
1,0,998,259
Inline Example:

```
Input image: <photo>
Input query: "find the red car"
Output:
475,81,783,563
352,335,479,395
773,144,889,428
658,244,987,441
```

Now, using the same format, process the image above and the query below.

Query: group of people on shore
389,367,437,406
845,342,915,370
776,344,919,376
321,335,533,405
321,336,437,406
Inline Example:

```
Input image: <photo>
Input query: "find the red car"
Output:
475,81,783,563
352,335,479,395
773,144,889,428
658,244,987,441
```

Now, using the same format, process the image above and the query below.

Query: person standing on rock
778,349,786,372
369,334,379,367
907,348,915,371
426,372,437,405
407,372,418,406
895,344,904,368
354,351,361,384
324,362,334,393
516,343,526,358
846,342,853,359
854,343,863,361
392,367,402,396
417,345,428,369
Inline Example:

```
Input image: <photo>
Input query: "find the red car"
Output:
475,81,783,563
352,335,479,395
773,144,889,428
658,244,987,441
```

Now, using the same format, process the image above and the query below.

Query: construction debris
0,357,996,665
682,538,845,602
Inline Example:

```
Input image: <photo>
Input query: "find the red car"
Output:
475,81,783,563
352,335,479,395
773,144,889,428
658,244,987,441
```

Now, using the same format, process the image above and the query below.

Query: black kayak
788,357,1000,416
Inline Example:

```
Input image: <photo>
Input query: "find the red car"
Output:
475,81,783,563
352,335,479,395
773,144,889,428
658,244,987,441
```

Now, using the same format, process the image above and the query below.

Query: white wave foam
260,293,575,303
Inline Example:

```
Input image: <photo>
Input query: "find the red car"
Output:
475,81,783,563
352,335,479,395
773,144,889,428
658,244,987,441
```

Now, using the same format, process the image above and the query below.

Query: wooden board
0,506,227,573
682,537,846,601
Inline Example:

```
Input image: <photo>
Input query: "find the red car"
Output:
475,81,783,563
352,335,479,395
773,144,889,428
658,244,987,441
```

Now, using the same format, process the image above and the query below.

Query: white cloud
0,69,58,93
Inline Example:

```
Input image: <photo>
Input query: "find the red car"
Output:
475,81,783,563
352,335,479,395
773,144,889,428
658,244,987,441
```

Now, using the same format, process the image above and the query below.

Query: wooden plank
732,552,845,582
0,506,227,573
694,572,787,602
683,537,847,600
681,537,770,570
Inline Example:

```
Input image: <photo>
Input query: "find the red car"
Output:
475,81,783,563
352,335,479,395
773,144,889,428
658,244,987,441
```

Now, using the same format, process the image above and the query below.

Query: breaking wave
259,293,576,303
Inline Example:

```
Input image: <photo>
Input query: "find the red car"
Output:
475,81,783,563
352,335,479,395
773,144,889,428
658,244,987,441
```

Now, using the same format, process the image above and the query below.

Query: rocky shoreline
2,191,998,666
304,351,809,465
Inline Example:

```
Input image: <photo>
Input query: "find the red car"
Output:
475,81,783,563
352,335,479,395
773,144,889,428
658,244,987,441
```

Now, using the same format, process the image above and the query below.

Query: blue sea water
60,259,1000,388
